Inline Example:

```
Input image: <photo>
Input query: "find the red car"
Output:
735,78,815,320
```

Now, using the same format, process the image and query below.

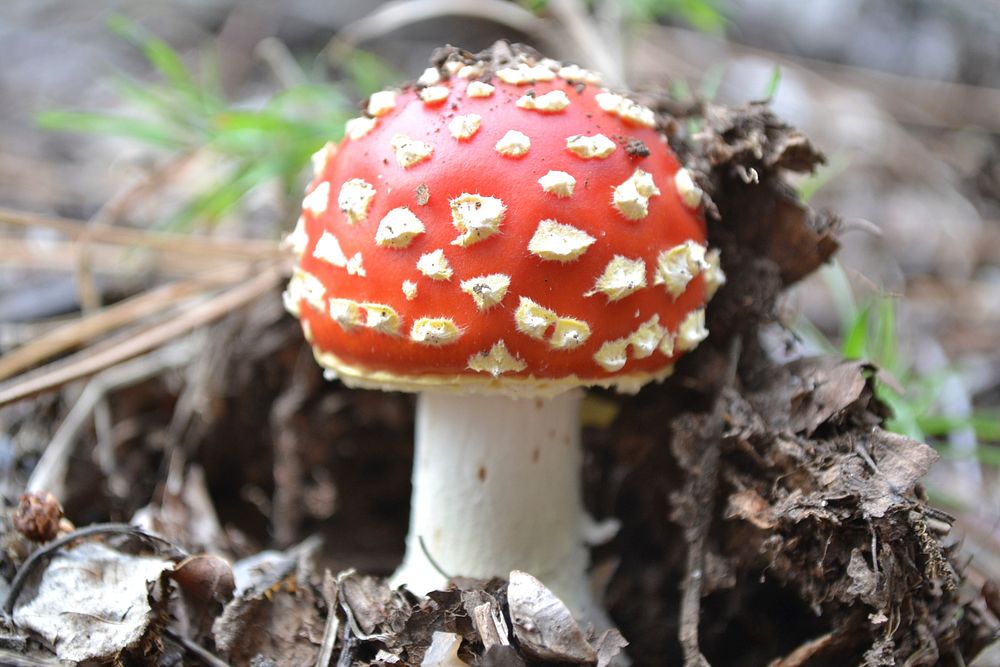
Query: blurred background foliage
38,15,356,231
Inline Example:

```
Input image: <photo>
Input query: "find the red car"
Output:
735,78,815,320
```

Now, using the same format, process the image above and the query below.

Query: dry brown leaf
340,571,402,636
786,359,869,436
507,570,597,664
725,488,777,530
212,540,326,665
861,429,939,518
594,628,629,667
12,542,173,663
478,645,528,667
845,548,878,602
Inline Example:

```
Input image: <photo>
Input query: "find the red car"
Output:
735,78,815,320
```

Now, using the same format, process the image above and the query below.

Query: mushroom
283,46,725,627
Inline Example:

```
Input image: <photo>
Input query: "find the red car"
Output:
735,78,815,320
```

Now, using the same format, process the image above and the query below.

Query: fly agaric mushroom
283,44,724,625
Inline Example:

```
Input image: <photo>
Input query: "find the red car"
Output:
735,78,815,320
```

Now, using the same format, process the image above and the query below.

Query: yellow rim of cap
310,345,675,398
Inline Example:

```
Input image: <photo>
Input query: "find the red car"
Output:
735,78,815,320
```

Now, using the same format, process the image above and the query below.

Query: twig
838,217,884,237
593,0,625,79
76,228,101,315
0,281,205,382
25,340,194,499
69,150,225,312
0,650,63,667
678,337,742,667
315,572,340,667
0,237,262,279
92,393,115,486
3,523,186,618
0,261,265,381
327,0,552,61
546,0,624,86
256,38,309,89
335,570,391,642
419,535,452,580
0,262,287,406
163,628,232,667
0,207,283,260
637,24,1000,133
854,440,881,477
335,626,355,667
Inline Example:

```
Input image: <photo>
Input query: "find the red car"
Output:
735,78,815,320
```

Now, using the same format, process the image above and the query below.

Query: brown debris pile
595,100,996,665
0,63,997,667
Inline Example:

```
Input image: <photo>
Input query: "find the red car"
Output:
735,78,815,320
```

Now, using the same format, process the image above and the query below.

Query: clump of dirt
588,98,991,665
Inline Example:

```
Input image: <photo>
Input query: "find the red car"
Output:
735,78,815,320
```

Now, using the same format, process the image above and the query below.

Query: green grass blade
818,262,859,333
519,0,549,11
698,63,727,102
110,76,207,136
878,384,925,441
797,154,850,202
873,297,898,374
840,305,871,360
919,413,1000,442
762,64,781,101
108,17,195,92
37,111,187,149
938,443,1000,466
665,0,727,33
792,314,839,355
344,49,399,97
268,84,351,118
166,160,288,231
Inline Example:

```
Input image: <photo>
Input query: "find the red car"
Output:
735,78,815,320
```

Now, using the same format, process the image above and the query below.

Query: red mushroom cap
284,48,725,395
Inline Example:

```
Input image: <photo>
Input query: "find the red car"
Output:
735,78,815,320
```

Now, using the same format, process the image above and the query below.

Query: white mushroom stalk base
391,389,607,627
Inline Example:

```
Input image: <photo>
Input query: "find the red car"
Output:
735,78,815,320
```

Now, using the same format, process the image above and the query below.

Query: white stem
391,389,604,624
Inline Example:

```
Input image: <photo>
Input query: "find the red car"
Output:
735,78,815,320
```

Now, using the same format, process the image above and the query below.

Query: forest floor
0,2,998,665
